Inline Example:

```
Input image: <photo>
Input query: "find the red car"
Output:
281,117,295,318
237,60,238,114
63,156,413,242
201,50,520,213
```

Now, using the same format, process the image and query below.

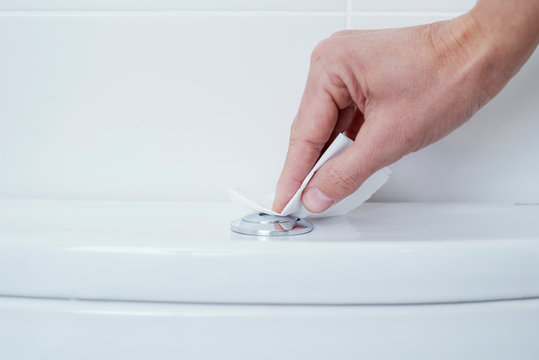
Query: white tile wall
0,14,345,201
0,2,537,202
352,0,475,12
351,13,455,29
1,0,345,11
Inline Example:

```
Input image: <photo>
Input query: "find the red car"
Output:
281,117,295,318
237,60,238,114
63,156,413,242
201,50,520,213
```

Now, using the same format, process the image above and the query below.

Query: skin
273,0,539,214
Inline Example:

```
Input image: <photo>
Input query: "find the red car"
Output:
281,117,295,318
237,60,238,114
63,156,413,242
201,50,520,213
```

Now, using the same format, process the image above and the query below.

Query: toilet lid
1,199,538,304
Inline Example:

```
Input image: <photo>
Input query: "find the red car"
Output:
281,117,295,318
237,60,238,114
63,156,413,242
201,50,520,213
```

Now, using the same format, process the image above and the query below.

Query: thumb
301,129,383,213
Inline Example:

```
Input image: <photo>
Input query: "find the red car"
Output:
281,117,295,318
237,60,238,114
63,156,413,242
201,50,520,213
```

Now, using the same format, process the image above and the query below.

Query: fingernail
303,187,334,213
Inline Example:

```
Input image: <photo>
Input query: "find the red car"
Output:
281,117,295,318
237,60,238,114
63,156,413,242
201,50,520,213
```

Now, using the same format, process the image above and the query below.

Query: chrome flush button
231,213,313,236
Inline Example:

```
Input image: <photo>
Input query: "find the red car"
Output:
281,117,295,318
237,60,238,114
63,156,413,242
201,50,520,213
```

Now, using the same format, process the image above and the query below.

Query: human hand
273,1,538,214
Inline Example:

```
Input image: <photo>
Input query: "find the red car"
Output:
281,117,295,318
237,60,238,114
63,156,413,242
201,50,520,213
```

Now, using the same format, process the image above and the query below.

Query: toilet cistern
230,213,313,236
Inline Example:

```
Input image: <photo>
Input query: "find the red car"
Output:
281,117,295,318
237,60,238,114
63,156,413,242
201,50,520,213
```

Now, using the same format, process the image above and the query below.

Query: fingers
272,81,339,212
343,106,365,140
301,119,393,213
272,36,357,213
322,106,357,154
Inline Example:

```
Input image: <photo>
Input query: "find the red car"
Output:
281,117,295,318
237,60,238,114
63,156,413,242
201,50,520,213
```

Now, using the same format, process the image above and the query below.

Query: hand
273,1,539,213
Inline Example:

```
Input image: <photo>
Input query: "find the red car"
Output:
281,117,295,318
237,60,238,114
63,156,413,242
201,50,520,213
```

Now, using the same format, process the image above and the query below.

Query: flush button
231,213,313,236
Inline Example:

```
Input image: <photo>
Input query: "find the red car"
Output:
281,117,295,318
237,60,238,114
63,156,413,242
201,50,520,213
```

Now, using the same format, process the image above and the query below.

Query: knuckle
310,38,332,64
311,37,348,66
289,117,307,146
310,38,354,93
373,118,418,154
289,121,305,147
289,117,325,151
363,156,381,176
394,121,426,153
325,165,360,195
289,118,299,141
403,132,420,152
330,30,353,38
361,124,406,168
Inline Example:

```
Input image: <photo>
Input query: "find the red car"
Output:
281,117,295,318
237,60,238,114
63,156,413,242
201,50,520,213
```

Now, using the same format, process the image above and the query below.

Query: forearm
467,0,539,97
472,0,539,51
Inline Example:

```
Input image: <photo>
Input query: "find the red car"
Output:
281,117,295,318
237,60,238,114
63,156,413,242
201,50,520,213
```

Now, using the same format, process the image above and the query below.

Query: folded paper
230,133,391,218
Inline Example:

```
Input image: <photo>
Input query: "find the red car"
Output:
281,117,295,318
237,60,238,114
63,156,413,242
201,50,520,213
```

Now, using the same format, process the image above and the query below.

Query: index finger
272,74,340,213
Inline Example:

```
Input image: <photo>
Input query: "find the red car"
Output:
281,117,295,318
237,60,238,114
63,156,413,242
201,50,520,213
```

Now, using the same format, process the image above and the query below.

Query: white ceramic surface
351,0,475,12
0,0,345,11
1,296,538,360
1,200,538,304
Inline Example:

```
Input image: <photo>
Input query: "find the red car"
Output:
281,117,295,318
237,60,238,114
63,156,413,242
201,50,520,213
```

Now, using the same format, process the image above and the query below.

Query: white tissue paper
229,133,391,218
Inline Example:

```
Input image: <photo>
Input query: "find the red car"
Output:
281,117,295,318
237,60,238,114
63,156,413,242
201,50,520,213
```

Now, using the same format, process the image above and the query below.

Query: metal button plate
231,213,313,236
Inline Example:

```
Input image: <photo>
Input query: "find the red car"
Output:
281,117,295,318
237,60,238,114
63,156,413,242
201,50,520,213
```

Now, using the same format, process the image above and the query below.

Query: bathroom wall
0,0,537,202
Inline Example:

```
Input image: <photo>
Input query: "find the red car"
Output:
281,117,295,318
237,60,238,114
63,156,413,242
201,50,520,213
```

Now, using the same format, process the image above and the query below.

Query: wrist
430,3,536,107
428,13,501,106
465,0,539,98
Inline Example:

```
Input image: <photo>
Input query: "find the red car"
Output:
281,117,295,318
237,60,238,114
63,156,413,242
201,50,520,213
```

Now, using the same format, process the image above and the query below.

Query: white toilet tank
1,200,538,359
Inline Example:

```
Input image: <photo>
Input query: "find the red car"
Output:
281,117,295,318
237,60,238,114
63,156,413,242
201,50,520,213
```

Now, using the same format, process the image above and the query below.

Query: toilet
1,199,538,359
